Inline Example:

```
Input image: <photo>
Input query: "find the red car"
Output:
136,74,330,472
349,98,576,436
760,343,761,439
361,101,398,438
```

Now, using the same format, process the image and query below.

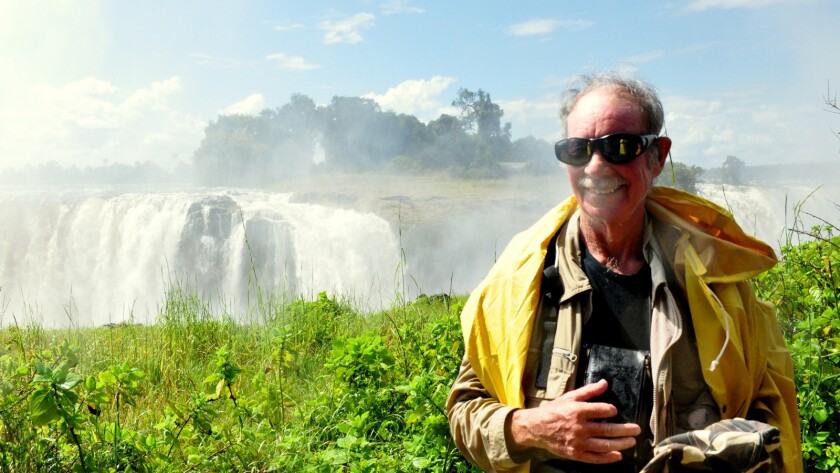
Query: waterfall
2,182,835,327
0,188,401,327
697,182,840,250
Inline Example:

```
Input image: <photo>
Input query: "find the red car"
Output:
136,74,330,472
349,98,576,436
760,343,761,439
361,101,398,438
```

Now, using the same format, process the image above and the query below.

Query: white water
0,182,836,327
697,182,840,251
0,188,401,327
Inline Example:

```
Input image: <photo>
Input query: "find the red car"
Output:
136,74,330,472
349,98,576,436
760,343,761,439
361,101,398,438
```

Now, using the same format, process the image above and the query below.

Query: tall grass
0,280,476,472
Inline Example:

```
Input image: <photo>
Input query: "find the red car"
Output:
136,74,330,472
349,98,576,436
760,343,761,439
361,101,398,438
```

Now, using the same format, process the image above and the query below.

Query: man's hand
508,379,641,464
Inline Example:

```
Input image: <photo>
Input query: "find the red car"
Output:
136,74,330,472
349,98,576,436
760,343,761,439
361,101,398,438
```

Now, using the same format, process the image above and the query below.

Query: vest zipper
551,347,578,363
651,285,684,443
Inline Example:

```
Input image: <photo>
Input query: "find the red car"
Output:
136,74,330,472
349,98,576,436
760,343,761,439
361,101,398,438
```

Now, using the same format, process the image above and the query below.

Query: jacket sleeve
742,282,802,473
446,355,528,472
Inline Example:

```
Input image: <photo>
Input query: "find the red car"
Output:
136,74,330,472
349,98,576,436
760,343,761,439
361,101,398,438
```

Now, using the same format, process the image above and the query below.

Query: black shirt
581,243,652,351
549,244,654,473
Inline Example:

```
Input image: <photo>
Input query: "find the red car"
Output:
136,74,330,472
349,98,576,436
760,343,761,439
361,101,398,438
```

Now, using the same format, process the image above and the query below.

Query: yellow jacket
459,186,801,472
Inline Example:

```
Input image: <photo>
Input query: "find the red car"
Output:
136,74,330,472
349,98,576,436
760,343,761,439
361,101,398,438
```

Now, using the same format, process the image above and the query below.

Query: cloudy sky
2,0,839,173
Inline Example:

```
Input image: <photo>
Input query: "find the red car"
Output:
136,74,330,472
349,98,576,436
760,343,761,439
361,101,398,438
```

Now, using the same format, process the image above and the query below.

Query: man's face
565,87,667,232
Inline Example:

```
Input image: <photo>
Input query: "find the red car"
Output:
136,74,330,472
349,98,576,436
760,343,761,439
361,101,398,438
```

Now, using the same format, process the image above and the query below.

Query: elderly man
446,72,800,473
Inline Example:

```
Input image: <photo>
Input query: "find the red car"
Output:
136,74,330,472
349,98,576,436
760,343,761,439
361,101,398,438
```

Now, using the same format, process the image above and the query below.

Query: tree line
192,88,719,193
191,89,558,186
0,87,720,191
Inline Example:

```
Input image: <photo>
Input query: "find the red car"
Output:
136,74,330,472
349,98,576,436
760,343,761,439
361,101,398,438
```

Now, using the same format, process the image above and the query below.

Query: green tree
511,136,559,175
420,114,473,169
451,88,510,142
192,114,271,185
273,93,324,163
192,94,324,185
450,88,512,177
321,96,385,171
721,155,745,185
656,160,704,194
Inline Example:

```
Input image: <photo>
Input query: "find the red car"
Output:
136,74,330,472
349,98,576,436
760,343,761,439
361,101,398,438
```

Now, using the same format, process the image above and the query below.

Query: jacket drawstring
707,290,731,372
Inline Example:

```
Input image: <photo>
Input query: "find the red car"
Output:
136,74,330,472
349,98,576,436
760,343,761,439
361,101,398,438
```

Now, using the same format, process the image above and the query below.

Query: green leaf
30,389,60,425
814,408,829,424
58,372,82,391
98,371,117,386
84,376,97,391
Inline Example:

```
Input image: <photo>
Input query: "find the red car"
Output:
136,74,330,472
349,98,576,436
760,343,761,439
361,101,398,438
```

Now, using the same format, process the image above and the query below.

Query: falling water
697,182,840,250
0,188,401,327
1,182,835,327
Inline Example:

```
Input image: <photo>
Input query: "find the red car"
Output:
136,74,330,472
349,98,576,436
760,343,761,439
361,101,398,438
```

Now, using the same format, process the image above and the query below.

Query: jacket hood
646,186,777,284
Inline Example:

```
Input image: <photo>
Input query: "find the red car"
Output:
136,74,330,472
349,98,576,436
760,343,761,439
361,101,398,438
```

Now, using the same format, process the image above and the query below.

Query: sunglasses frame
554,133,659,166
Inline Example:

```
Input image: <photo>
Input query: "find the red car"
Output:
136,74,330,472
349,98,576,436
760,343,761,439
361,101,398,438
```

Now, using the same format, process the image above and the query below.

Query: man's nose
584,151,611,173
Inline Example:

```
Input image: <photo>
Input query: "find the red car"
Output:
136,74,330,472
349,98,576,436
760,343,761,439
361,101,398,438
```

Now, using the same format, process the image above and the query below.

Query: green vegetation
721,155,746,185
0,290,478,472
1,203,838,471
754,205,840,472
192,88,553,186
655,158,704,194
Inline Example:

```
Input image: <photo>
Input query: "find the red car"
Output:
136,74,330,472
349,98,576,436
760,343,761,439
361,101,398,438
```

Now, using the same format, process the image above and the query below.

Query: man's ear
656,137,672,168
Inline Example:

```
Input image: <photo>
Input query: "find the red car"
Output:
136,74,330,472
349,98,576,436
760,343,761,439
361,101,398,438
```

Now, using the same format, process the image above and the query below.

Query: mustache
577,175,628,191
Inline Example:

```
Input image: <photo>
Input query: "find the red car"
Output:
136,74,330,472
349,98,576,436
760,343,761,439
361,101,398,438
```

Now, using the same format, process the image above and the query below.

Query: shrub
755,217,839,471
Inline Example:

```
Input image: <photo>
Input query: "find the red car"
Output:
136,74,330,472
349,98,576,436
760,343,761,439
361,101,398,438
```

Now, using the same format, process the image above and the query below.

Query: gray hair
558,72,665,139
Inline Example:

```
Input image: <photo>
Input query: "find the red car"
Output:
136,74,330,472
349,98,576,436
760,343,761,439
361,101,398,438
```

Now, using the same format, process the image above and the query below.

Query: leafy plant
755,210,839,471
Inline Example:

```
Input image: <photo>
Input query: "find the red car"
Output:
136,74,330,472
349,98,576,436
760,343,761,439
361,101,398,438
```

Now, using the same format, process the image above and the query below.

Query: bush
755,215,840,471
0,291,477,472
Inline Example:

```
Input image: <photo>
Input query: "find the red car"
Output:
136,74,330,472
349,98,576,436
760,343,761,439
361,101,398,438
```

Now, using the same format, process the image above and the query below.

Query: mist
2,156,837,328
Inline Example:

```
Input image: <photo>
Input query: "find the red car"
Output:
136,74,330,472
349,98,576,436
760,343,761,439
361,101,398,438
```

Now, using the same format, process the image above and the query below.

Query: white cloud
621,51,667,65
660,91,825,167
499,94,564,141
0,6,207,171
319,13,376,45
380,0,425,15
506,18,593,36
0,76,205,171
266,53,322,70
123,77,183,114
273,23,305,32
363,76,457,121
221,94,265,116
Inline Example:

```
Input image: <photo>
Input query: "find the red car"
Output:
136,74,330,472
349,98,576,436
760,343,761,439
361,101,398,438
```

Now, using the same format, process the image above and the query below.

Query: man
446,72,800,473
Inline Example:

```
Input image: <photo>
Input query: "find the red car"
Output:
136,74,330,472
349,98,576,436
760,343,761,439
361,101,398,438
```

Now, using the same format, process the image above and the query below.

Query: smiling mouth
579,176,626,194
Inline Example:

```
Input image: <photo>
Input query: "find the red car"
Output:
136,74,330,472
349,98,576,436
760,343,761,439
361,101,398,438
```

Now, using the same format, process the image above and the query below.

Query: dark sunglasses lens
602,134,644,163
555,139,590,165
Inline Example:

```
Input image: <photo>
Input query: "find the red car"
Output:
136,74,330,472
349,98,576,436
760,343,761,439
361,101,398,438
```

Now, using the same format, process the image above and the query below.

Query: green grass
0,287,478,472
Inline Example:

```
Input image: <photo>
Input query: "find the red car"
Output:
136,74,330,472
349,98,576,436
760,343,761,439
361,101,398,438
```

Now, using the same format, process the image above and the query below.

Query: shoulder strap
535,230,564,389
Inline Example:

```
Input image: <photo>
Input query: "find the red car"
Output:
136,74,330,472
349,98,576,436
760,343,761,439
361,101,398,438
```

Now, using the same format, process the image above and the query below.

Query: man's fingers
589,421,642,438
561,379,609,402
554,381,619,421
575,450,625,465
586,435,637,453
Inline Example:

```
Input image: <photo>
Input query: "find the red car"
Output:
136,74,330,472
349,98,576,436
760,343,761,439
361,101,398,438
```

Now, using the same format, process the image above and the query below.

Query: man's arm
447,355,642,471
446,356,523,471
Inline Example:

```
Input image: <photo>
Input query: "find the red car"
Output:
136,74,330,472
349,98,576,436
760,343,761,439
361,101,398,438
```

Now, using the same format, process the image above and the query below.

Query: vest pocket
523,347,578,401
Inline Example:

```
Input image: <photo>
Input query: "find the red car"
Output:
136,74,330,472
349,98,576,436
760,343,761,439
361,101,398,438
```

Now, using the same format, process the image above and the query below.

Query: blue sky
2,0,839,173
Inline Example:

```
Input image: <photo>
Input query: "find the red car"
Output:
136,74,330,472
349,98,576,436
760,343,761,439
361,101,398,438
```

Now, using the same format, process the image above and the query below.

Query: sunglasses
554,133,659,166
